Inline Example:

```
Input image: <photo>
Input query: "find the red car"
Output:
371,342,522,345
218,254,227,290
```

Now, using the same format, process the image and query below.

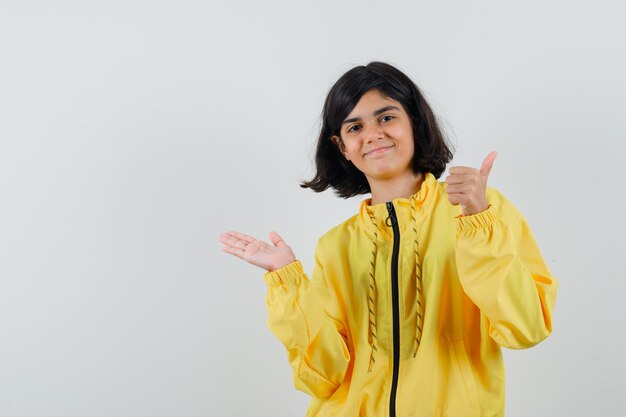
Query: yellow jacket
263,172,558,417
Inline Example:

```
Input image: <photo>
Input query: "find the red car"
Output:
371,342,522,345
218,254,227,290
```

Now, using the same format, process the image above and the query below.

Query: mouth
364,145,395,157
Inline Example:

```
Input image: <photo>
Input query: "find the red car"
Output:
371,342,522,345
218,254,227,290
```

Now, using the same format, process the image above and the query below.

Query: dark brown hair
301,62,454,198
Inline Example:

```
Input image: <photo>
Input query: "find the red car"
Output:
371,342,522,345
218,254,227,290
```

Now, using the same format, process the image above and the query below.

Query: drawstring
366,196,425,371
366,211,379,372
410,195,424,357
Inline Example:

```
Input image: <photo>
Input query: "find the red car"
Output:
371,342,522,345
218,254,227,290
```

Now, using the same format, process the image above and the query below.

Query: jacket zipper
386,202,401,417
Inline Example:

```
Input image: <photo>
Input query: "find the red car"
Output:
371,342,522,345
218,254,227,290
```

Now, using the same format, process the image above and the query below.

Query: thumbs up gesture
445,151,498,216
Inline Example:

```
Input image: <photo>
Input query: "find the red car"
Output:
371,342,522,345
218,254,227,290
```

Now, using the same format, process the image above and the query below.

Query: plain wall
1,0,625,416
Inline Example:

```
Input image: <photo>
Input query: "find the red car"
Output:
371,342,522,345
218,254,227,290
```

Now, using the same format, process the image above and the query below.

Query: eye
380,115,395,123
346,124,361,133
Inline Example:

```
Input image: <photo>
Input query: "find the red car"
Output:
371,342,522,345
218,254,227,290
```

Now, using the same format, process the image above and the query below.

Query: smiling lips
364,145,395,157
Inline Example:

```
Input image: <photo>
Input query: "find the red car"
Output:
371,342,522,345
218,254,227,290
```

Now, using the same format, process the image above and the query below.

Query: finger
448,166,479,175
219,233,250,250
445,184,475,194
224,231,256,244
447,193,461,205
269,230,286,247
445,174,480,185
221,246,245,258
447,193,469,206
480,151,498,178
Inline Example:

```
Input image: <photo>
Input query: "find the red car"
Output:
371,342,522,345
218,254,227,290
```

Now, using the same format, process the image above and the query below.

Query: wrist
269,257,297,272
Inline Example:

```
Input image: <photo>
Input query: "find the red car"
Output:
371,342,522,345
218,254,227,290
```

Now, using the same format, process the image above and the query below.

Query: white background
1,1,625,416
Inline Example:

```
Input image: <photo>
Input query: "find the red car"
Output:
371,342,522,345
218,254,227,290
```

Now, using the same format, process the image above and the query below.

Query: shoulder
315,213,360,257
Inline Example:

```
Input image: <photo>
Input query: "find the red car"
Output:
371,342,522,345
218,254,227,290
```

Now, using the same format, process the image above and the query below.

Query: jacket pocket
449,340,480,416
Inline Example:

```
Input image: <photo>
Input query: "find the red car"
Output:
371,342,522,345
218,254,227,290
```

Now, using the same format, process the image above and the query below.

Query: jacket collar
358,172,438,238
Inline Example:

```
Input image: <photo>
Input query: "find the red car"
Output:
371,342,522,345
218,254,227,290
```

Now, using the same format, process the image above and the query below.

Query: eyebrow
341,105,400,126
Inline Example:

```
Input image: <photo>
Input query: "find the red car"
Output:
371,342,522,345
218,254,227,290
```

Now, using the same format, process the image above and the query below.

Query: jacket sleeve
263,247,350,398
454,188,558,349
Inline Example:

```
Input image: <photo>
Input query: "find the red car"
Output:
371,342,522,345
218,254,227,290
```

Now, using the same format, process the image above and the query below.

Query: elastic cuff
263,260,304,289
456,204,498,232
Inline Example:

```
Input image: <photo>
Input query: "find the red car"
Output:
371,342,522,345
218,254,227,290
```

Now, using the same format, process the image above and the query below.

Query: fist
445,151,497,216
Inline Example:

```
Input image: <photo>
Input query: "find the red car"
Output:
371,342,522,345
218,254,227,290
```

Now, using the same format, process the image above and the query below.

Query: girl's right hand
219,230,296,272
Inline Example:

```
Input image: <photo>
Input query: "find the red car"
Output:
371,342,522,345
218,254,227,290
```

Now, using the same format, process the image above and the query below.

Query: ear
331,135,350,160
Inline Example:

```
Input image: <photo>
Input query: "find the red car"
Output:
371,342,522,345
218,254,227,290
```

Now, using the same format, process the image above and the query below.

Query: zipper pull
385,202,397,227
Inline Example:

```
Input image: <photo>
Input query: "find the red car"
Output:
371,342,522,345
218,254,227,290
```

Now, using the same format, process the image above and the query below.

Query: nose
363,122,384,143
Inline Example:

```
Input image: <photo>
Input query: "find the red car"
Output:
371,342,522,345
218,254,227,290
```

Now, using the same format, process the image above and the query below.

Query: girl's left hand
445,151,498,216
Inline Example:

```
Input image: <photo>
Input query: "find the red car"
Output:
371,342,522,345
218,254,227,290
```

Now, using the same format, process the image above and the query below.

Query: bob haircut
301,62,454,198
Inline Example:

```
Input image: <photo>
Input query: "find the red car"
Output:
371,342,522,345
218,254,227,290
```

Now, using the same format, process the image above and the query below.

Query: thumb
269,231,286,247
480,151,498,178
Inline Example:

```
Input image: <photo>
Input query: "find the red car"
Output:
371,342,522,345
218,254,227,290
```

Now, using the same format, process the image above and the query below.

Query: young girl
219,62,558,417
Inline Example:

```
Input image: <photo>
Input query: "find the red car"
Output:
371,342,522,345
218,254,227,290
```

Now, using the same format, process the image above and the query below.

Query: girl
219,62,558,417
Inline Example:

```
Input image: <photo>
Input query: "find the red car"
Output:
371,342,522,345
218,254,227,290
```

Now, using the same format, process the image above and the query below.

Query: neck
369,171,424,206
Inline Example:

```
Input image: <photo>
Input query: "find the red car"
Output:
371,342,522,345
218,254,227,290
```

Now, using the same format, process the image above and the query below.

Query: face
332,89,415,182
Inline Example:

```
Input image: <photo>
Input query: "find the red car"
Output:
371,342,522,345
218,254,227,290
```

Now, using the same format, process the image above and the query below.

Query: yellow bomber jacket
263,172,558,417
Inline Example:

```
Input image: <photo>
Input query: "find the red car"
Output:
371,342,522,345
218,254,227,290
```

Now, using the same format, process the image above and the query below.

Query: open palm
219,230,296,272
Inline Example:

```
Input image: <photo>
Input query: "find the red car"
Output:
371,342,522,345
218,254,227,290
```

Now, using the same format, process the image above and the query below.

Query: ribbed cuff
455,204,498,232
263,260,304,289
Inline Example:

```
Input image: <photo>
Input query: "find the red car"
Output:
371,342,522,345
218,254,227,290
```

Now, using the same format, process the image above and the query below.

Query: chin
369,170,400,180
